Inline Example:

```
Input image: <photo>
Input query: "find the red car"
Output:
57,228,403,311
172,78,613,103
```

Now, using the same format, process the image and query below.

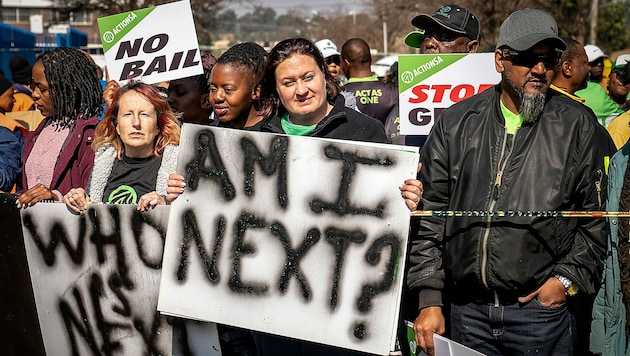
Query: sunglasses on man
588,58,605,67
501,49,560,69
326,55,341,66
614,70,630,86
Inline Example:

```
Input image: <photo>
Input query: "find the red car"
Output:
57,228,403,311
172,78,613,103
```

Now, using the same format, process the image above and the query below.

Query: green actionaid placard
398,54,466,93
398,53,500,136
97,0,203,84
98,7,156,53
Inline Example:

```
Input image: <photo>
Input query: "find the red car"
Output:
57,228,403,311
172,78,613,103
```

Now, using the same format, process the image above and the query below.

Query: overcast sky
227,0,365,16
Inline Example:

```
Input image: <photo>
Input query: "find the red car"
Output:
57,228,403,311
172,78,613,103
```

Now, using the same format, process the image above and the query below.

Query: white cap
584,44,607,63
315,39,340,59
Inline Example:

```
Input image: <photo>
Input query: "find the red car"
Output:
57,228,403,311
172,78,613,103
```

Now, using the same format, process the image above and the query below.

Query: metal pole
589,0,598,44
383,21,388,55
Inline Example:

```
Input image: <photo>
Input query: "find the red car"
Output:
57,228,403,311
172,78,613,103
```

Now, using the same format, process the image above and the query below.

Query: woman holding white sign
167,39,422,209
16,47,103,208
257,38,388,143
252,37,423,356
64,81,180,212
256,38,422,209
162,38,423,355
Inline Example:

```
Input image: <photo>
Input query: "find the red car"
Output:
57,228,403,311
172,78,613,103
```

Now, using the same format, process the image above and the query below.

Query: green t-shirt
281,113,317,136
500,100,523,135
575,81,623,125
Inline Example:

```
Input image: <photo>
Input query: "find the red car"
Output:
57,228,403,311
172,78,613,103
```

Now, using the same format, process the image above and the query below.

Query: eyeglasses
614,70,630,86
588,58,605,66
423,28,465,43
501,49,560,69
326,55,341,66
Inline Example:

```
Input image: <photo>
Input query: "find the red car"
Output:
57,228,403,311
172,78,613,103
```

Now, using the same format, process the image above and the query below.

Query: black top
103,154,162,204
343,79,398,124
255,95,389,144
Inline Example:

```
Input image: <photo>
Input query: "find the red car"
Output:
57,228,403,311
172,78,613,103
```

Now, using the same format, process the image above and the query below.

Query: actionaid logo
103,12,138,44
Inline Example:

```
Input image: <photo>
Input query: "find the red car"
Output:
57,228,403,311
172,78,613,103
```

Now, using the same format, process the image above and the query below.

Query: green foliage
597,0,630,52
207,0,630,54
191,0,225,46
217,9,238,34
213,8,316,46
535,0,590,40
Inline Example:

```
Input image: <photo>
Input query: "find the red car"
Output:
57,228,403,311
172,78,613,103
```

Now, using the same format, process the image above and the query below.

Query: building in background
2,0,102,46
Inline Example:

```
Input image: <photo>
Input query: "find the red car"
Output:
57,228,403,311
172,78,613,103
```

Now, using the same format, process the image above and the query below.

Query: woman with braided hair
16,47,104,208
165,43,268,201
209,41,267,128
164,43,268,355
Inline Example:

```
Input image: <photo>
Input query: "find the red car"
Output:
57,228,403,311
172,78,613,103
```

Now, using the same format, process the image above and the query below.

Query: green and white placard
398,53,500,135
97,0,203,84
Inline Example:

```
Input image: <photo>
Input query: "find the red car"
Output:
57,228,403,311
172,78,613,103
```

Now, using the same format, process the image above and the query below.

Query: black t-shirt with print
343,78,398,124
103,154,162,204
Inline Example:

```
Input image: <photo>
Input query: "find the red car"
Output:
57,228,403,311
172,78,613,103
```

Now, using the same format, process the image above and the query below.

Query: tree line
54,0,630,55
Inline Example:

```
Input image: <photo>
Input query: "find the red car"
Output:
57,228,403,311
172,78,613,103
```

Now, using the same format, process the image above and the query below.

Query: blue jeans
450,299,575,355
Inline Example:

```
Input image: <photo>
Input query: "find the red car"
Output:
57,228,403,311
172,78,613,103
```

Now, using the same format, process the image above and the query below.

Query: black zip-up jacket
407,84,617,308
255,95,390,144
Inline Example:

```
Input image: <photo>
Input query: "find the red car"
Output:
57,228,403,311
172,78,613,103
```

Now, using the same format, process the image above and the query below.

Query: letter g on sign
408,107,431,126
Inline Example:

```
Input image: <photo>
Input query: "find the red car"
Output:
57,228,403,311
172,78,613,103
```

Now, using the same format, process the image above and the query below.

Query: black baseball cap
405,5,481,48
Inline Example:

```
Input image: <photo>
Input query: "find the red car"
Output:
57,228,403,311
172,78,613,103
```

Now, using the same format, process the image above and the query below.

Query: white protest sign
19,204,220,355
419,334,486,356
398,53,500,135
97,0,202,84
158,125,419,355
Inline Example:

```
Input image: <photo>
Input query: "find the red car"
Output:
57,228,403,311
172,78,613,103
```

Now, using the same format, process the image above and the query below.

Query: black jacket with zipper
407,84,617,308
255,95,390,144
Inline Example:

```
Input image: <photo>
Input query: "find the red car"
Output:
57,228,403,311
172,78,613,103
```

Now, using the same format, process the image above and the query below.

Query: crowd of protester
1,3,630,356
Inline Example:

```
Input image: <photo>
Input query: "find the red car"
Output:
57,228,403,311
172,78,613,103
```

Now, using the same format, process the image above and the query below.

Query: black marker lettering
241,135,289,208
269,221,319,300
186,130,236,200
325,227,366,310
229,213,268,294
311,145,392,216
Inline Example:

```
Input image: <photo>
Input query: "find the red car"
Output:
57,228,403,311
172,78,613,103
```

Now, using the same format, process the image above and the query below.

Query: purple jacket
21,115,98,196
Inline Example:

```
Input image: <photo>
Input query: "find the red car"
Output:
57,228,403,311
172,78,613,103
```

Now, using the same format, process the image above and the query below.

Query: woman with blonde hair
65,81,180,212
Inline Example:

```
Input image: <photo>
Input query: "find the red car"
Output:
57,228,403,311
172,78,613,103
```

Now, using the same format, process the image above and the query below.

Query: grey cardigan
87,143,179,202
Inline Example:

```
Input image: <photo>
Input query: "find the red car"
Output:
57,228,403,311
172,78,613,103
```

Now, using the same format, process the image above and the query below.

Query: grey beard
505,74,547,123
519,91,546,123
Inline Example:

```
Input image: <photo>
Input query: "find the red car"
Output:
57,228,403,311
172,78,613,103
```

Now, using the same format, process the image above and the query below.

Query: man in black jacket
407,9,616,356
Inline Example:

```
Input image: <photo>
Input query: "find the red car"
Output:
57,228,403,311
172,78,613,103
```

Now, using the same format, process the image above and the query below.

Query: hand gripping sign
97,0,203,84
398,53,500,136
